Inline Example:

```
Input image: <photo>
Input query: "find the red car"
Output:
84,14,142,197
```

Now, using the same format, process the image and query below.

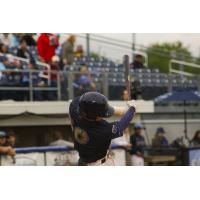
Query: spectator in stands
37,33,59,63
130,123,146,166
0,43,9,54
73,66,96,96
74,45,84,58
0,56,6,76
21,34,36,46
190,130,200,147
131,54,145,69
0,131,16,157
0,58,7,100
5,130,16,147
152,127,169,148
41,55,61,101
0,34,11,46
3,55,25,101
61,35,76,65
0,33,20,48
17,39,35,65
121,89,129,101
10,33,20,48
49,131,74,148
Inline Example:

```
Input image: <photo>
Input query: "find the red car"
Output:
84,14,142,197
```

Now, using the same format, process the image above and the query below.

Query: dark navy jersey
130,134,145,155
69,97,135,163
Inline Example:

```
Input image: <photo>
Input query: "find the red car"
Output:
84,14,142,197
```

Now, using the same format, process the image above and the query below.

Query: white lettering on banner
0,149,126,166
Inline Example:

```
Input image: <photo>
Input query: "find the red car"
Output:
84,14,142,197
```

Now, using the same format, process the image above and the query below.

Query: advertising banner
1,153,45,166
0,146,126,166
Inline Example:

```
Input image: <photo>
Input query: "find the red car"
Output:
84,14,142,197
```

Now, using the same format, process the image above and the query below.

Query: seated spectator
21,33,36,46
0,43,9,54
121,89,129,100
0,33,20,48
130,123,146,166
152,127,169,148
40,55,61,101
190,130,200,147
49,131,74,148
0,34,11,46
0,56,6,77
0,57,9,100
73,66,96,96
2,55,25,101
131,54,145,69
0,131,16,157
5,130,16,147
17,39,35,65
171,136,186,148
61,35,76,65
74,45,84,58
10,33,20,48
37,33,59,63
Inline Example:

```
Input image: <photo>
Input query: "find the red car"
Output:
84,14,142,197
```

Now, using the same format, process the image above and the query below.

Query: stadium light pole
86,33,90,57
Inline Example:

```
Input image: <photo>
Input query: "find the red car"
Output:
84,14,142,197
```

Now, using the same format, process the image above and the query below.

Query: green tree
146,41,191,73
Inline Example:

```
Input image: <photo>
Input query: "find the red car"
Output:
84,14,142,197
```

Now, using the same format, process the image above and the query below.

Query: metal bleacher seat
108,78,118,85
142,68,151,73
117,73,124,79
133,73,142,80
141,78,153,87
118,67,125,72
152,78,161,87
159,78,169,86
134,69,143,73
142,72,151,79
185,79,198,90
151,73,160,79
108,73,118,78
151,68,160,73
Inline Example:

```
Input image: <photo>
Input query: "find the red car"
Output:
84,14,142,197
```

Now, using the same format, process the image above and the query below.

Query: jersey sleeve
109,107,135,139
109,122,123,139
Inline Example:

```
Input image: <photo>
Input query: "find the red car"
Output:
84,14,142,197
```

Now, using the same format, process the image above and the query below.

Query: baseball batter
69,91,137,166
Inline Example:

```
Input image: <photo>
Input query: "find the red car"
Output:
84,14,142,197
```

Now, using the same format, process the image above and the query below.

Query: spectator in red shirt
37,33,59,63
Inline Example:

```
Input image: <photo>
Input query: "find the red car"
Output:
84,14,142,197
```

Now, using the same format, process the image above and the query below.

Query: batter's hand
127,100,137,111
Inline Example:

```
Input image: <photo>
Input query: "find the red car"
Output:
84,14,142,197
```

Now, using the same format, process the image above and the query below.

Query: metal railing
169,59,200,77
0,68,199,101
0,69,61,101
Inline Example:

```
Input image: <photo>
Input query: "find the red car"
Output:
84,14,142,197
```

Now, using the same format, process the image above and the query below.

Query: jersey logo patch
112,125,118,134
74,127,89,145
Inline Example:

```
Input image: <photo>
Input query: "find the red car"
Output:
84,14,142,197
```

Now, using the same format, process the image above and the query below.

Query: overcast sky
61,33,200,61
99,33,200,56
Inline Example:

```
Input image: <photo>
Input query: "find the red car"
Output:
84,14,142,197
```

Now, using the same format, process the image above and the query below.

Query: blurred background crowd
0,33,199,102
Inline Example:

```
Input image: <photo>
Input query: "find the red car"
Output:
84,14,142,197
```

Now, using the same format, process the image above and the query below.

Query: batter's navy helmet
79,92,114,121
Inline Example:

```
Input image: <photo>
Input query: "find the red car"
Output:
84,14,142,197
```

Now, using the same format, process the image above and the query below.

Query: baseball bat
123,55,131,100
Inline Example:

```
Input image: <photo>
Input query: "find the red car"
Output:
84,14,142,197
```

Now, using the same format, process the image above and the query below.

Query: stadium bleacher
0,35,199,101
